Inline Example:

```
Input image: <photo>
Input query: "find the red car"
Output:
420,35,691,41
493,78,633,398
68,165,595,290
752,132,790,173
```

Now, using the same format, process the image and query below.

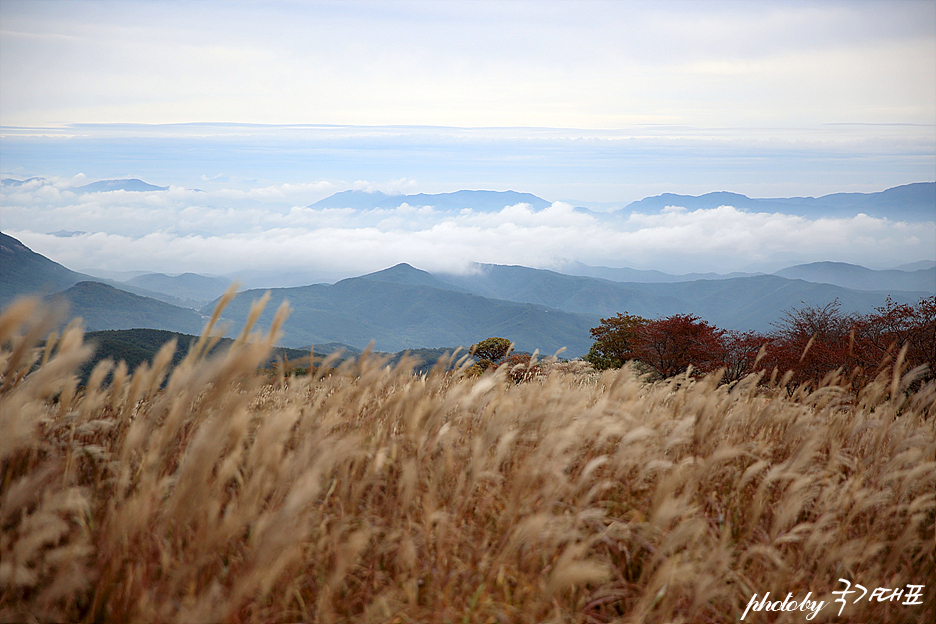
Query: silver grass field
1,292,934,624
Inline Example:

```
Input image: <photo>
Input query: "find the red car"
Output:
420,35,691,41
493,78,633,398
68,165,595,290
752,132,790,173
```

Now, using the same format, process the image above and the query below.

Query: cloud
6,181,934,278
2,1,933,129
351,178,420,194
211,181,338,203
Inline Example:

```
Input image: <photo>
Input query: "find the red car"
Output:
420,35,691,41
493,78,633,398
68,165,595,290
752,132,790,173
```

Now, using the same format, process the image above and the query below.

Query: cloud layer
4,177,933,278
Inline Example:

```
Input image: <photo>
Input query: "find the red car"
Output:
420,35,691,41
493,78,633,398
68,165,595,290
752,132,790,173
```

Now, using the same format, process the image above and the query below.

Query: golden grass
1,296,934,623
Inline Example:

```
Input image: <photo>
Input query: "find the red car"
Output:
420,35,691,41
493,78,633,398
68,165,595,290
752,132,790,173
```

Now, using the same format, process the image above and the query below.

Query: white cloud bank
3,178,933,277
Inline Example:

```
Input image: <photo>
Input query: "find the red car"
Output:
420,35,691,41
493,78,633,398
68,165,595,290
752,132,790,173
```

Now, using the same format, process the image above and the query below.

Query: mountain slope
51,282,207,334
808,182,935,218
202,275,597,356
0,232,200,309
0,232,95,307
437,264,687,318
78,328,321,382
205,260,931,358
628,275,925,332
6,233,931,359
894,260,936,271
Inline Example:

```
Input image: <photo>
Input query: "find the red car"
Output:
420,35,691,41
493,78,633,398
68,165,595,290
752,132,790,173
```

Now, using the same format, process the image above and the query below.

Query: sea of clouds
3,175,933,280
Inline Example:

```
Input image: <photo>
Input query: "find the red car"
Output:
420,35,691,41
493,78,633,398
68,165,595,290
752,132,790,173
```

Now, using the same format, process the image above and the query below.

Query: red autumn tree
631,313,725,379
720,329,770,384
852,295,936,384
859,297,936,368
761,300,859,391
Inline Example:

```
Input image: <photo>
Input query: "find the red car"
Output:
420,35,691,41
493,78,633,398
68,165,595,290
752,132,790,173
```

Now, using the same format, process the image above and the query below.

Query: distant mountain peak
355,262,472,293
74,179,169,193
784,261,870,270
360,262,425,280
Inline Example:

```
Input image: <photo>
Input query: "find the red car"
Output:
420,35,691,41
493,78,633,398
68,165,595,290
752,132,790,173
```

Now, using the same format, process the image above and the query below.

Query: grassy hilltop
2,296,934,623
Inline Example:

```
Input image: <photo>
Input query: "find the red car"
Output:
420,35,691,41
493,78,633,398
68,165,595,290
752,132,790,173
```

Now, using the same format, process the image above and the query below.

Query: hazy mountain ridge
359,263,473,293
895,260,936,271
304,182,936,222
4,177,931,222
413,263,929,333
77,328,346,385
197,261,931,357
622,182,935,221
560,259,936,293
555,260,760,283
0,177,169,193
126,272,233,305
774,262,936,293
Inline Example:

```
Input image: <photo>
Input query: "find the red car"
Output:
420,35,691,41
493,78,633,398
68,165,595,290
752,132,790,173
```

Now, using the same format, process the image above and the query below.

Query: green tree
470,336,513,372
584,312,648,370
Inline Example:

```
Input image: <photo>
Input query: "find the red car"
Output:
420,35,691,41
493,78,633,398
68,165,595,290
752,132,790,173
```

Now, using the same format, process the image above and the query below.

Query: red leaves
760,300,858,390
761,297,935,391
586,296,935,390
587,312,735,378
630,313,725,379
855,296,936,375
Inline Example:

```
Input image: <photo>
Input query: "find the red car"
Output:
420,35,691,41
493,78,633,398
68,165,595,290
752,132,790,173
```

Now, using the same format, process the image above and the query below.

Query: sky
1,0,934,278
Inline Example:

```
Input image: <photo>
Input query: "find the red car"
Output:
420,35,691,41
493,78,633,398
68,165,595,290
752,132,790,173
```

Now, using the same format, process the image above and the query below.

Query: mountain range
4,177,932,220
50,281,207,334
620,182,935,221
3,231,933,356
305,183,935,223
1,179,933,359
773,262,936,293
190,261,928,355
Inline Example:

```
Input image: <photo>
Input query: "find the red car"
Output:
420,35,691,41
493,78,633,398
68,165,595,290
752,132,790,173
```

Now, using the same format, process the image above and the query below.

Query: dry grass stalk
1,296,933,623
